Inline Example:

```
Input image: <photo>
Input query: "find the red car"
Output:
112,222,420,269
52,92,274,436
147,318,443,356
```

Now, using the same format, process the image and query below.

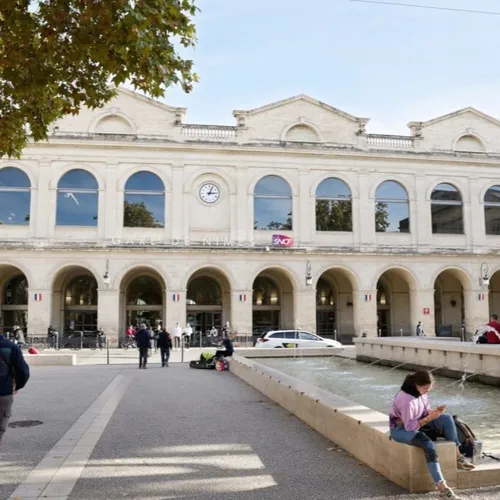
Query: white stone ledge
234,347,343,358
230,354,500,492
25,354,76,366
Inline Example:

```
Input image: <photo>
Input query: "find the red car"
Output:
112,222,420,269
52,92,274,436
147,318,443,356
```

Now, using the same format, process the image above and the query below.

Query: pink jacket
389,390,430,431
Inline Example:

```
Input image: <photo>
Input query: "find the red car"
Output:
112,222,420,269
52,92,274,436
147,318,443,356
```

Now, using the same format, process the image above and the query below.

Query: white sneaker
439,487,463,499
457,454,475,470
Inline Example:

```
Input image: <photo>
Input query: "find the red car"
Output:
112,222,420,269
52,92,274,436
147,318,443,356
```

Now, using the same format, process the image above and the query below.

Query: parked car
255,330,342,348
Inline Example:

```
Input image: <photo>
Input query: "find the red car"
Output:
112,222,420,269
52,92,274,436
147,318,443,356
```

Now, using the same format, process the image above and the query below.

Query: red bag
28,347,39,354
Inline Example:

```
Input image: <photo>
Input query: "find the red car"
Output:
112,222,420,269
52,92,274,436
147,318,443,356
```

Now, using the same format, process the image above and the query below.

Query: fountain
229,352,500,493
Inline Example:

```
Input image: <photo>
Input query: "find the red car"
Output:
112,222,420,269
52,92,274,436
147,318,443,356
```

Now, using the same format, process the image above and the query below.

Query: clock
199,183,220,204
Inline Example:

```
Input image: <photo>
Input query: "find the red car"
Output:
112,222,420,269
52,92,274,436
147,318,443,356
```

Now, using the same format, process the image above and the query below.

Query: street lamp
480,262,490,288
103,259,111,286
305,261,313,287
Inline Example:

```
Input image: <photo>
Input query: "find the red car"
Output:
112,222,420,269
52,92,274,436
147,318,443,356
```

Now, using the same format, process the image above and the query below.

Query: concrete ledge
229,354,500,492
25,354,76,366
355,337,500,385
234,347,343,358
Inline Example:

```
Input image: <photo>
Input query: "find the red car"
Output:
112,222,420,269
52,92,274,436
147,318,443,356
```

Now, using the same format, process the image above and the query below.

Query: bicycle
121,337,136,350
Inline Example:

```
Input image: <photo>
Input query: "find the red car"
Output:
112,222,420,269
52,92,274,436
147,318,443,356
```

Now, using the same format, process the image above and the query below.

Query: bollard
55,331,59,350
80,331,83,350
181,337,184,363
199,332,202,349
461,327,465,342
400,329,403,337
378,329,382,337
334,329,337,342
106,337,110,365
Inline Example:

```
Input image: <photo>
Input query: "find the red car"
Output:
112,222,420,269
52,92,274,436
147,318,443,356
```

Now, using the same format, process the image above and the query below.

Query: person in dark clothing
135,324,152,369
157,329,172,367
0,333,30,445
214,335,234,360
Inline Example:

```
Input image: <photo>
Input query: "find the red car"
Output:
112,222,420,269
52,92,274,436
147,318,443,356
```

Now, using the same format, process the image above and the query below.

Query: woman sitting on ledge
389,370,474,500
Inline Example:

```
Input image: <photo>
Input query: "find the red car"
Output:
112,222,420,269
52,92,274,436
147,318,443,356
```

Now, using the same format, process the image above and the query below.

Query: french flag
239,294,247,302
365,294,372,302
34,293,43,302
172,294,180,302
478,293,485,301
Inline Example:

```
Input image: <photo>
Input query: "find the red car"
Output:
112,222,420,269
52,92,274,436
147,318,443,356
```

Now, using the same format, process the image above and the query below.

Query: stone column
27,289,52,336
35,162,52,239
171,164,184,241
358,174,376,247
353,290,377,337
294,288,317,332
165,289,186,332
298,170,312,246
97,289,120,346
410,289,435,336
236,165,249,241
463,289,489,338
103,162,118,240
230,290,253,336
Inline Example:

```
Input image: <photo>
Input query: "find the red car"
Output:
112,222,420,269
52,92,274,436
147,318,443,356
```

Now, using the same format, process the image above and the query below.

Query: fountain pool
258,356,500,451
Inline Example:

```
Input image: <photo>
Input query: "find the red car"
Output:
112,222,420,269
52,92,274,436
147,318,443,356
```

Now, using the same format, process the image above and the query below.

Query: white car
255,330,342,348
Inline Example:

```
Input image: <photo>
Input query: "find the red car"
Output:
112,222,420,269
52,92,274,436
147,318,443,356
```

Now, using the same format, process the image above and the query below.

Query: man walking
157,328,172,367
0,330,30,445
135,323,151,369
416,321,424,337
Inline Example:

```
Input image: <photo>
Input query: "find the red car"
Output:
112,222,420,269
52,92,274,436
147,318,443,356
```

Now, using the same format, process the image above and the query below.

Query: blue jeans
390,414,459,485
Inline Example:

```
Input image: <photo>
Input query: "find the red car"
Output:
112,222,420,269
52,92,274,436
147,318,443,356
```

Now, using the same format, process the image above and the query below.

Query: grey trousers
0,395,13,445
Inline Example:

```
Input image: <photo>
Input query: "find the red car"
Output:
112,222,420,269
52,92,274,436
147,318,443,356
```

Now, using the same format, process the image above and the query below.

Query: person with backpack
135,324,151,369
389,370,474,500
0,330,30,445
157,328,172,367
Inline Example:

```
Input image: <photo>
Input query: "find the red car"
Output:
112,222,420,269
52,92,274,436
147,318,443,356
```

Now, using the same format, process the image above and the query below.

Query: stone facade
1,88,500,344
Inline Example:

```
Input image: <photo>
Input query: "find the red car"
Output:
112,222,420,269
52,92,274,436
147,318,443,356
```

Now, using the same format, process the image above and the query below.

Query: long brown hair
405,370,434,388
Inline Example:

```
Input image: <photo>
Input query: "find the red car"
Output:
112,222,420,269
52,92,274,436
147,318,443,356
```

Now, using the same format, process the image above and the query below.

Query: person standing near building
0,330,30,445
173,322,182,349
13,325,25,348
135,323,151,369
183,323,192,349
157,328,172,367
416,321,424,337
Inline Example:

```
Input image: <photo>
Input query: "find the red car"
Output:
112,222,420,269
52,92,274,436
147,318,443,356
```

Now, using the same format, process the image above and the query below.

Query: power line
350,0,500,16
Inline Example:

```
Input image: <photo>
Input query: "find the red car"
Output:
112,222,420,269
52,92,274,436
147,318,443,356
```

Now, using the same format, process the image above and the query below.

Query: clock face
199,183,220,204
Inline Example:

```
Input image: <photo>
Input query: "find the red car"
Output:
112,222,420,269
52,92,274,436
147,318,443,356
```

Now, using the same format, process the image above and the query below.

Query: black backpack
453,415,477,458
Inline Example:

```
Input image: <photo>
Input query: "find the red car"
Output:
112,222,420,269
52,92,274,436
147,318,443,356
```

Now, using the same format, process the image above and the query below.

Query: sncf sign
272,234,294,248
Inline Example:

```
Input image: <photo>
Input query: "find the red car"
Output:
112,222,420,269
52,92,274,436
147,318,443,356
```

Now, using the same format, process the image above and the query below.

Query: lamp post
305,261,313,288
480,262,490,289
103,259,110,286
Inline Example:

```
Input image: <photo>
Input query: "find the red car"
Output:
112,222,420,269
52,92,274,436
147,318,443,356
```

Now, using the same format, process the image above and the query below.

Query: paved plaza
1,358,500,499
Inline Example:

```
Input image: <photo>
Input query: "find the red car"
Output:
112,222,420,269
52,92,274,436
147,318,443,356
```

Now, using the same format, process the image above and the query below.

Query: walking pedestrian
0,330,30,445
135,323,151,369
13,325,25,348
157,328,172,367
416,321,424,337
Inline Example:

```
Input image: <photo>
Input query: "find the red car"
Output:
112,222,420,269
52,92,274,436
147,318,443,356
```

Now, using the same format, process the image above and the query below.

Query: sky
158,0,500,134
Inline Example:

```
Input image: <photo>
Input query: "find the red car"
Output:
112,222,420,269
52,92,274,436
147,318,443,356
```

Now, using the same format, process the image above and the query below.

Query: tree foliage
124,200,163,228
375,202,391,232
316,200,352,232
0,0,198,158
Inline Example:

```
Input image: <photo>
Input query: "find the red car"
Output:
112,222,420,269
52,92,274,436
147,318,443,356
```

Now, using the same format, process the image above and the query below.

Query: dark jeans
139,346,149,368
174,337,181,348
0,395,14,446
160,348,170,366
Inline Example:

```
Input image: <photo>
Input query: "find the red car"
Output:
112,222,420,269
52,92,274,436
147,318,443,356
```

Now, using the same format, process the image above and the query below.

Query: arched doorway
186,268,231,337
315,268,355,341
376,269,414,336
0,266,28,335
122,270,165,331
489,270,500,318
252,268,294,335
52,266,98,334
433,270,466,336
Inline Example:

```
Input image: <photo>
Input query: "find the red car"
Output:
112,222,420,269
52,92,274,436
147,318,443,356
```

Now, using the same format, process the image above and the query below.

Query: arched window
253,276,280,306
254,175,292,230
4,275,28,306
484,185,500,235
316,278,335,306
0,167,31,225
126,276,163,306
375,181,409,233
56,169,98,226
187,277,222,306
315,178,352,231
431,183,463,234
64,274,98,332
124,172,165,228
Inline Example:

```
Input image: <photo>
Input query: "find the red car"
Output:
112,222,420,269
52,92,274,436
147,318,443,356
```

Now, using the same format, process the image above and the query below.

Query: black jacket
0,334,30,396
157,331,172,349
135,328,152,348
222,338,234,356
